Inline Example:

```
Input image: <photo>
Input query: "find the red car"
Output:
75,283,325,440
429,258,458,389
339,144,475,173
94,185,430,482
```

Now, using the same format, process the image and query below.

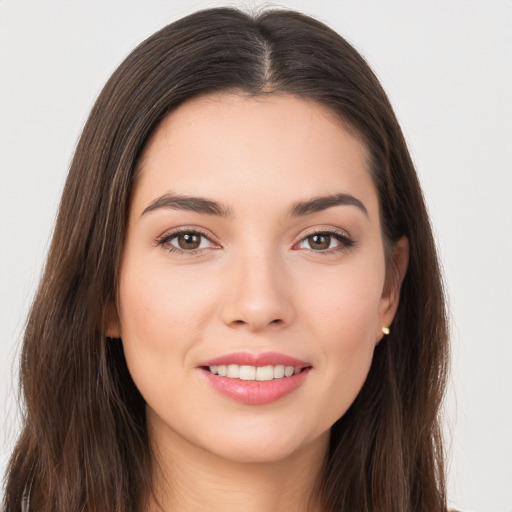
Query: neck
147,422,328,512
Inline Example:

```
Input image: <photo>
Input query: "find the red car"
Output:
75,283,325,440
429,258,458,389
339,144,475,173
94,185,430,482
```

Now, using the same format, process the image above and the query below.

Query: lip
199,351,310,368
198,352,312,405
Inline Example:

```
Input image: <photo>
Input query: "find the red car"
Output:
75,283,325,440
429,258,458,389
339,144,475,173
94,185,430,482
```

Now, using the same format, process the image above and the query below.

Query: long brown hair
3,8,449,511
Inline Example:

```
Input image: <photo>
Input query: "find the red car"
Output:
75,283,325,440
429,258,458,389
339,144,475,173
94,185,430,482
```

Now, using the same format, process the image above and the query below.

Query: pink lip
198,352,312,405
199,351,310,368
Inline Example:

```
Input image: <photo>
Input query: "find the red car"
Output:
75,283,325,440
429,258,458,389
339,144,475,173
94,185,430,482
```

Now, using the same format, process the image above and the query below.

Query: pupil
310,234,330,250
179,233,200,249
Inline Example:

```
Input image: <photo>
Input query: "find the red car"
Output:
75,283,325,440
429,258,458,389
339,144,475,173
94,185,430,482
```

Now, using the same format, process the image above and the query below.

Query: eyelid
293,226,354,253
156,226,221,254
155,225,353,255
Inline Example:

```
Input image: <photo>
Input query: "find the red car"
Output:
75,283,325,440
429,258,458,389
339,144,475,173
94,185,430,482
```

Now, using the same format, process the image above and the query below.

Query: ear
377,236,409,341
104,302,122,338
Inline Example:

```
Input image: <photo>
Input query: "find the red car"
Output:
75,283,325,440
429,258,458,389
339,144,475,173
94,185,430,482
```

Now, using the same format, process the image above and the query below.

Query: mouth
198,352,312,405
205,364,305,381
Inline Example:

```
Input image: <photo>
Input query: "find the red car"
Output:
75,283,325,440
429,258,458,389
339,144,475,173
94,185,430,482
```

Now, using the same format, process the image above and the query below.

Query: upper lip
198,351,311,368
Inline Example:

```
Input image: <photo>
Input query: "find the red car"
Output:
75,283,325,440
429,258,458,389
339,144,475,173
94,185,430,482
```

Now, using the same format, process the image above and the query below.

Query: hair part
4,7,448,512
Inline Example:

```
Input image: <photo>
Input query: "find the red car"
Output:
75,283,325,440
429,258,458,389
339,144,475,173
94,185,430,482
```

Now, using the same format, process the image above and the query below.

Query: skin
108,93,408,512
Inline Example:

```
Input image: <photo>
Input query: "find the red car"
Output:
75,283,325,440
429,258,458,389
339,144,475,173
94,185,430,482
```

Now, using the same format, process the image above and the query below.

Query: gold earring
381,326,390,335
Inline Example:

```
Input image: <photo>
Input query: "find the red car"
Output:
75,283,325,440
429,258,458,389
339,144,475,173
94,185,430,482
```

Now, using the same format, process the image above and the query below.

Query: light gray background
1,1,511,510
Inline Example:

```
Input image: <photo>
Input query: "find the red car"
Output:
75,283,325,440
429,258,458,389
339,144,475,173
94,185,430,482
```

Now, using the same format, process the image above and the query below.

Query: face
109,93,404,464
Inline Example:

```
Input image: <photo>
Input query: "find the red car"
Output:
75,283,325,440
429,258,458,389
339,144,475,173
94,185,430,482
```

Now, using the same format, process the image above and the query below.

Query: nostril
229,318,283,329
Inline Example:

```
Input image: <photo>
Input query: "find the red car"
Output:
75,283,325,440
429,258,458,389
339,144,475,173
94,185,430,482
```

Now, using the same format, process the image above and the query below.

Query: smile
208,364,302,381
199,352,312,405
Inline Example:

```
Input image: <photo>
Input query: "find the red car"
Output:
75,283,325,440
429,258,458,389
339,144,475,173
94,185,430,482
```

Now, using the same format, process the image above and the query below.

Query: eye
295,230,354,253
157,229,218,254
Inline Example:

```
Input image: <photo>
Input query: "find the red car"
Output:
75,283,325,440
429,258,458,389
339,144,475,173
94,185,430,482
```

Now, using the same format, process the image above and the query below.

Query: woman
3,7,448,512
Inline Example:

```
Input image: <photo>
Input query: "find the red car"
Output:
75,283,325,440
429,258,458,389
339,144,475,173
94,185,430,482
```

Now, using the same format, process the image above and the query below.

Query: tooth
211,363,304,380
256,365,274,381
273,365,285,379
227,364,239,378
239,365,256,380
284,366,294,377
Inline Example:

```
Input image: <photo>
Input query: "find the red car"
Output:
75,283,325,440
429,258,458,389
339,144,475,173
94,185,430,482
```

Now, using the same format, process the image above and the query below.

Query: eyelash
156,227,354,256
293,228,354,254
157,228,219,255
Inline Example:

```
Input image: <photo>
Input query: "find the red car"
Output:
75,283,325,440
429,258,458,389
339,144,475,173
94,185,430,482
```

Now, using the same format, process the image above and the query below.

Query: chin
197,421,330,465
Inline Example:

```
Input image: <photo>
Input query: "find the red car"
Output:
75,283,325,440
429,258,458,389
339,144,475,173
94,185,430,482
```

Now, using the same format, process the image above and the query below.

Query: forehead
133,93,377,216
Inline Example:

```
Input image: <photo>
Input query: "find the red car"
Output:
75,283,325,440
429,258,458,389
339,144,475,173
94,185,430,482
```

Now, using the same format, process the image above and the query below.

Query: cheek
116,264,178,381
118,258,215,339
116,265,205,414
298,261,384,423
116,260,222,387
301,260,385,344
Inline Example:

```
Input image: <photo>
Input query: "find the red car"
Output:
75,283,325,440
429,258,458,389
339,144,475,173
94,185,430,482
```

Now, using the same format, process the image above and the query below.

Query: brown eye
295,230,353,253
160,230,217,253
307,233,331,250
177,232,201,250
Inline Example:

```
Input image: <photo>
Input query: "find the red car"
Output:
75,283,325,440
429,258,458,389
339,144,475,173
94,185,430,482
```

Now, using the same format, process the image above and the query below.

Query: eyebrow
141,191,368,218
288,193,368,218
142,192,232,217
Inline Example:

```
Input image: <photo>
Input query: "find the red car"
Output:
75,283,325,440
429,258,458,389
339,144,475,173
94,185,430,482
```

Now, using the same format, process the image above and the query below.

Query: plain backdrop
1,1,511,510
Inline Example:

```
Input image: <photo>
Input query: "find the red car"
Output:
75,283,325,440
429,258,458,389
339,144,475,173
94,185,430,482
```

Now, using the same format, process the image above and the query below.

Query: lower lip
200,368,310,405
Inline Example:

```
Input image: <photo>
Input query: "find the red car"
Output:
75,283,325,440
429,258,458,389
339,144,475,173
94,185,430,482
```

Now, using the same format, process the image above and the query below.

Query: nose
220,250,295,332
